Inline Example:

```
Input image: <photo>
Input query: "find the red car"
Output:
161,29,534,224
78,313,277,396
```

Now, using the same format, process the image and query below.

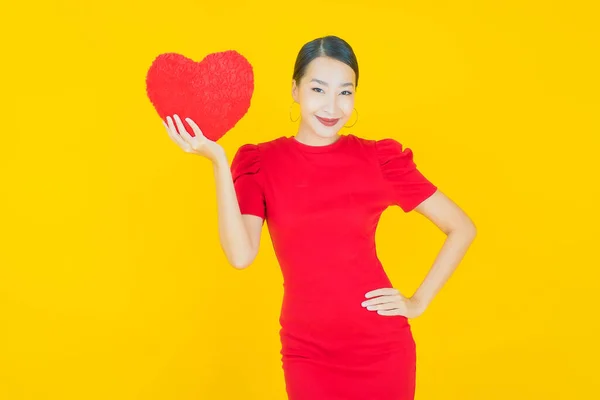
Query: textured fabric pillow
146,51,254,141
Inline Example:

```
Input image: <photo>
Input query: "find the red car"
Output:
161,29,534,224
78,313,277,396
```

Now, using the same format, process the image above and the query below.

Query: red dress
231,134,437,400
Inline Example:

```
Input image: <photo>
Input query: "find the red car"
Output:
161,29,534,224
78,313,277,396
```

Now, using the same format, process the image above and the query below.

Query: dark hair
292,35,359,88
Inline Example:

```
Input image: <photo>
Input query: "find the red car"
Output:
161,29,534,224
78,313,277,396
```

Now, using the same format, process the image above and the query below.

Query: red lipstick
316,116,340,127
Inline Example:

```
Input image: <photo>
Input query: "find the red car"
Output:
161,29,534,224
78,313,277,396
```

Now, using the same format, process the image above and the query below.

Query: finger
166,116,179,137
377,309,402,316
367,303,399,311
365,288,399,299
167,115,191,146
164,120,192,151
163,119,182,144
173,114,194,142
362,296,397,307
185,117,206,139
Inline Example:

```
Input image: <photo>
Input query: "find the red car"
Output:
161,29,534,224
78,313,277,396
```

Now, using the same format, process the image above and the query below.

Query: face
292,56,356,140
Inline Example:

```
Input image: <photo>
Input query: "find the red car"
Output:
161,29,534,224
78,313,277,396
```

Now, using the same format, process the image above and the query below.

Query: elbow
220,242,256,270
447,217,477,241
231,259,251,270
229,252,256,270
461,219,477,241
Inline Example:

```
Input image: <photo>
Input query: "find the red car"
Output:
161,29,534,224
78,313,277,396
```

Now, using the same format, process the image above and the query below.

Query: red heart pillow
145,51,254,141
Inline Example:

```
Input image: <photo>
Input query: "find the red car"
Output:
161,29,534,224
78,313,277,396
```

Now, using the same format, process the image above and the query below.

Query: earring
289,101,300,122
344,108,358,128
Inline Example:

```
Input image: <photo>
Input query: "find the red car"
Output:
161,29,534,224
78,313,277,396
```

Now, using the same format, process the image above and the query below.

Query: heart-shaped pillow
145,51,254,142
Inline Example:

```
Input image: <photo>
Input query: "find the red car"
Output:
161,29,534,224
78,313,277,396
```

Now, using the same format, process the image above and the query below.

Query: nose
322,93,338,115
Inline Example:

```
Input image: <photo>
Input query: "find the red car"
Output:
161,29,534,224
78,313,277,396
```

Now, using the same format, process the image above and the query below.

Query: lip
316,116,340,127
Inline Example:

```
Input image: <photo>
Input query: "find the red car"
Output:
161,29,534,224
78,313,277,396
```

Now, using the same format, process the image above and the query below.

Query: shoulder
234,136,288,156
341,134,377,156
231,136,289,175
230,143,263,178
373,137,413,165
344,134,410,163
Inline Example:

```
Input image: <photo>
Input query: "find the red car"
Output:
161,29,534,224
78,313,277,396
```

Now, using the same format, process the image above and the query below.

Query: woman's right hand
163,114,225,163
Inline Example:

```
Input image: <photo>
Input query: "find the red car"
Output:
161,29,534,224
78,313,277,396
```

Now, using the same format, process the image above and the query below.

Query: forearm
411,223,477,309
212,154,254,269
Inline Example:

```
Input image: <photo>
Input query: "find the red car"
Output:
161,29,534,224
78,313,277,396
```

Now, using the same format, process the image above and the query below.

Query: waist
280,258,391,290
279,289,410,342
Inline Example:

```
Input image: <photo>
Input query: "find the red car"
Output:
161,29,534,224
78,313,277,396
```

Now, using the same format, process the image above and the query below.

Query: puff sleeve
230,144,266,219
376,138,438,212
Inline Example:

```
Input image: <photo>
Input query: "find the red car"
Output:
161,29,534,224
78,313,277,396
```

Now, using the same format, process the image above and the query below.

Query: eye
311,87,324,93
341,90,353,95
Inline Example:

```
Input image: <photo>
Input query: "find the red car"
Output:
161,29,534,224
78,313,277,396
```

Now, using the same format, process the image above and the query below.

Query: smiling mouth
316,116,340,126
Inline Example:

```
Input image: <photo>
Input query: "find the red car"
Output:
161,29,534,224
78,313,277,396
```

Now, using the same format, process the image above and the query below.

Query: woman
163,35,476,400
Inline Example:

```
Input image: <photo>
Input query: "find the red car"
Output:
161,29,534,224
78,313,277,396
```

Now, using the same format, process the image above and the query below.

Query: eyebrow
310,78,354,88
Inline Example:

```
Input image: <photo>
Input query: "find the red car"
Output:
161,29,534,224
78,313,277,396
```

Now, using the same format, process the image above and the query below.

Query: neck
295,123,341,147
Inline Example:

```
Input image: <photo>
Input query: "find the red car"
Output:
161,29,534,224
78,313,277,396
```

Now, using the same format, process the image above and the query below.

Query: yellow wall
1,1,598,399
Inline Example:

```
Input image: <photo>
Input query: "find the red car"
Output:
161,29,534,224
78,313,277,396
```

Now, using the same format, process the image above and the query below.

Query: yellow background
1,0,598,399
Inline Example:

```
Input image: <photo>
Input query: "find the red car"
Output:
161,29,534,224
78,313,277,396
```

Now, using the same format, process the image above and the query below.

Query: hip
279,322,416,366
279,305,414,359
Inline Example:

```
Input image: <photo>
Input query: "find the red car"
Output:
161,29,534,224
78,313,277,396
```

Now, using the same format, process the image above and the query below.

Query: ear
291,80,299,103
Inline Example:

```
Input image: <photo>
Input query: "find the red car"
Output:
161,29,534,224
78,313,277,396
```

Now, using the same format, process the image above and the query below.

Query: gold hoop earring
289,101,300,122
344,108,358,128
